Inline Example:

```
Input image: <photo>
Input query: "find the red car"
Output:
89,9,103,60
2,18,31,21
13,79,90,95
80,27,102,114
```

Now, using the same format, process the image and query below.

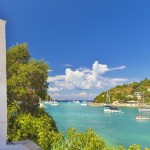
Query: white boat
81,102,88,106
44,101,53,104
50,101,59,106
104,91,122,113
104,105,121,113
138,92,150,112
139,107,150,112
81,95,88,106
44,101,59,106
135,115,150,120
39,103,47,108
73,100,80,103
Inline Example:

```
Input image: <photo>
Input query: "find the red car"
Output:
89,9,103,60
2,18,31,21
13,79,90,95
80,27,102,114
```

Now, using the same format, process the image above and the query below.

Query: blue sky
1,0,150,100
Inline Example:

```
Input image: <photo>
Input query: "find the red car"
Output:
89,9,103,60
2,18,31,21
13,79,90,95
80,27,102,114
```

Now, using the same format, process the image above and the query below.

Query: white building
134,92,142,100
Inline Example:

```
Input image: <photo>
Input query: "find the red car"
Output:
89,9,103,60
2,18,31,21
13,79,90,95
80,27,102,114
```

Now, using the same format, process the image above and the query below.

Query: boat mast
142,91,145,105
106,90,111,104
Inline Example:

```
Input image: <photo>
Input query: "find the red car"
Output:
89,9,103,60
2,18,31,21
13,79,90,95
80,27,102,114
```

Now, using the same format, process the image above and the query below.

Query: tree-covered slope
94,78,150,104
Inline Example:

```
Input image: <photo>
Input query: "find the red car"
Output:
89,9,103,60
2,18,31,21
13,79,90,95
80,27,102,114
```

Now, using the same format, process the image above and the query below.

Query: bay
45,102,150,149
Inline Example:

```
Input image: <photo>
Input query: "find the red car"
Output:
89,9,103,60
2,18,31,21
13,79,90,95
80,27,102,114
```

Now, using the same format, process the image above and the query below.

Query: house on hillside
134,92,142,100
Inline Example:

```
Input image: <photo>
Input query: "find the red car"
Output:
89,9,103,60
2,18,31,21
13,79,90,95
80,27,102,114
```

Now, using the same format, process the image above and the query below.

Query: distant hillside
93,78,150,104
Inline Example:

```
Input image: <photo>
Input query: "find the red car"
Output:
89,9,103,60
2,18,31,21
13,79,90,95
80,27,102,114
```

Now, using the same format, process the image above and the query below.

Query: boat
81,101,88,106
104,105,121,113
135,115,150,120
104,90,122,113
50,101,59,106
138,92,150,112
44,101,53,104
73,100,80,103
44,101,59,106
81,95,88,106
139,107,150,112
39,103,47,108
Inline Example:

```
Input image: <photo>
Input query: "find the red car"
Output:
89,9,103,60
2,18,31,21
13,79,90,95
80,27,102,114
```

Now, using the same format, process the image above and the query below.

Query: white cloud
109,65,126,71
48,61,128,91
47,75,65,82
92,61,109,75
50,92,95,100
48,87,61,92
49,93,61,99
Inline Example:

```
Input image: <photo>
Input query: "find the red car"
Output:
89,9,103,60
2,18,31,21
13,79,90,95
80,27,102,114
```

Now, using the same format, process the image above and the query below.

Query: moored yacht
103,90,122,113
50,101,59,106
135,115,150,120
139,107,150,112
104,105,121,113
73,100,80,103
81,101,88,106
44,101,52,104
44,101,59,106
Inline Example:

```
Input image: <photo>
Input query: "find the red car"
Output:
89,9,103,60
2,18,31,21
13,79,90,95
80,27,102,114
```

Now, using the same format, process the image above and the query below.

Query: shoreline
88,102,146,107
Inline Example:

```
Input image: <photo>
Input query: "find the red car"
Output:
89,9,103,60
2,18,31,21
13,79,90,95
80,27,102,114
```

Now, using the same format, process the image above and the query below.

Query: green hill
93,78,150,104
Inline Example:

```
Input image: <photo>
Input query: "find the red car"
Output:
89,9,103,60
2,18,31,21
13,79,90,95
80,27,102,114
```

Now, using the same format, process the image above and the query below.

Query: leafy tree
46,95,52,101
52,128,106,150
7,43,49,114
7,43,58,150
7,43,30,77
128,144,141,150
116,146,126,150
8,108,58,150
94,92,106,103
131,82,139,89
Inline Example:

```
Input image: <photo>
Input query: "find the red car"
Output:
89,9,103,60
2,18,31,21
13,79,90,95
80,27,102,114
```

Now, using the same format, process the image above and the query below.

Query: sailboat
81,95,88,106
104,90,121,113
50,101,59,106
138,92,150,112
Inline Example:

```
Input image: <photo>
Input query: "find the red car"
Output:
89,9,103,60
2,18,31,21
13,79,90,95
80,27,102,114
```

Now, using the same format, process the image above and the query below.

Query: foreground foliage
51,129,149,150
7,44,58,149
51,128,106,150
8,102,58,150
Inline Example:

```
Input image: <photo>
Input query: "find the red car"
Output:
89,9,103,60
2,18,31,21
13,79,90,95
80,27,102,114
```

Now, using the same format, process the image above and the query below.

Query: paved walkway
0,145,28,150
0,140,42,150
15,140,42,150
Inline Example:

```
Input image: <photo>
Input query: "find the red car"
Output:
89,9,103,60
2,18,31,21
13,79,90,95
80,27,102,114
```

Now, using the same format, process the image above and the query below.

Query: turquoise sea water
45,102,150,149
